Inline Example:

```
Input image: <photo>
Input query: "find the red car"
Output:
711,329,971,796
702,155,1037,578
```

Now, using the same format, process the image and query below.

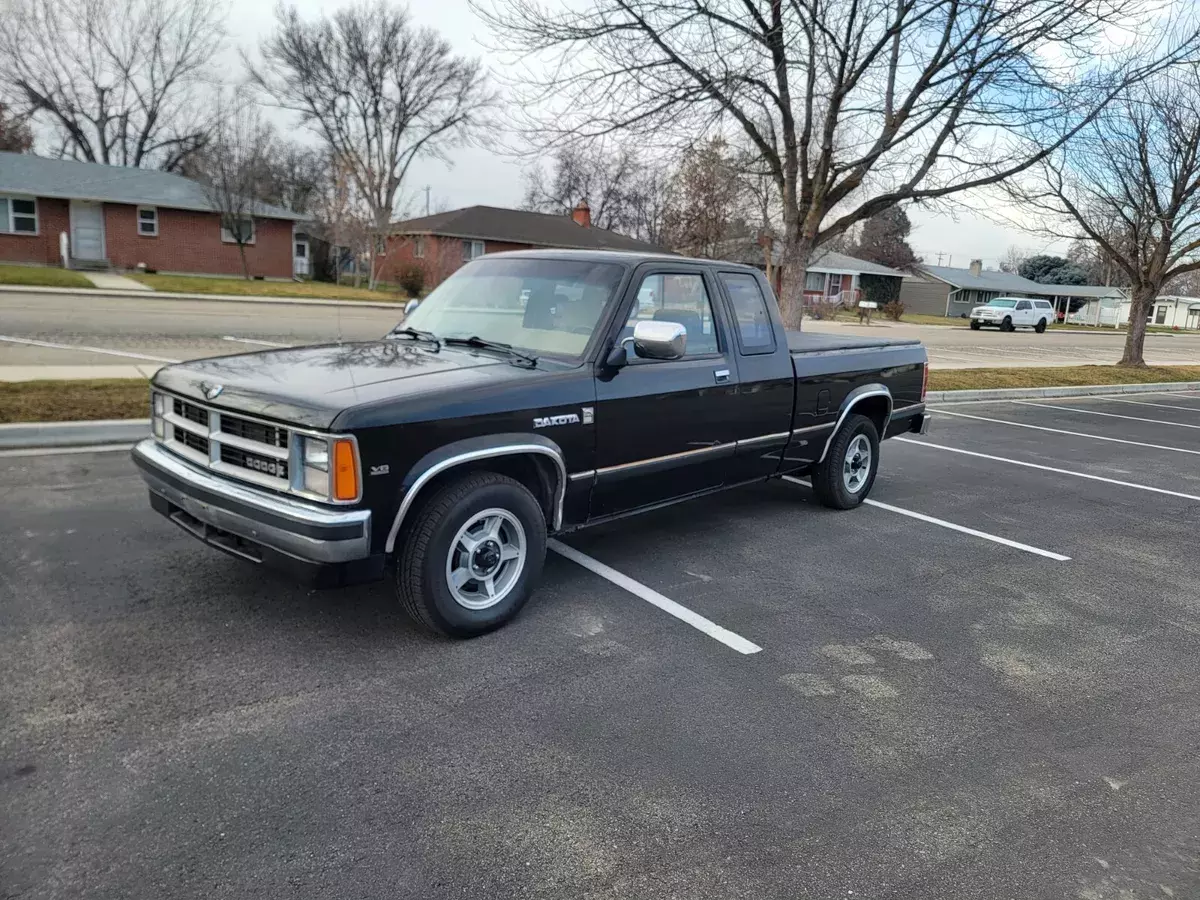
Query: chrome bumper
131,438,371,565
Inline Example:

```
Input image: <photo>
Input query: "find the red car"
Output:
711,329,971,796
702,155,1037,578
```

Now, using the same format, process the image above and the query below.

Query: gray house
901,259,1126,318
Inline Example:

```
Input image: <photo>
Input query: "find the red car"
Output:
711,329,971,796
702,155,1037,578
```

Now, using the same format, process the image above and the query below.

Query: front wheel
811,414,880,510
1035,318,1047,334
395,471,547,637
1001,316,1014,332
970,321,981,331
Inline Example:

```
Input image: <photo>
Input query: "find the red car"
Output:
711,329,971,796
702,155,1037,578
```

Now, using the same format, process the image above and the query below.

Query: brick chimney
969,259,983,277
571,199,591,228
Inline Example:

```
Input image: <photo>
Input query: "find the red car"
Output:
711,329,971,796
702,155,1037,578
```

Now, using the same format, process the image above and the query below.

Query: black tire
1002,316,1014,332
1035,318,1047,334
970,321,981,331
811,414,880,510
395,471,547,638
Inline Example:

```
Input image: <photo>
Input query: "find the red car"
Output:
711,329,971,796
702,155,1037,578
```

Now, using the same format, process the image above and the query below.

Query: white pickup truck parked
969,297,1054,333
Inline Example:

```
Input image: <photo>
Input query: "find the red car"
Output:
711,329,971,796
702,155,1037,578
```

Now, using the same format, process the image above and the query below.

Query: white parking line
1106,396,1200,412
548,539,762,655
781,476,1070,560
0,335,180,364
0,443,133,458
930,408,1200,456
221,335,292,348
1014,400,1200,430
895,437,1200,502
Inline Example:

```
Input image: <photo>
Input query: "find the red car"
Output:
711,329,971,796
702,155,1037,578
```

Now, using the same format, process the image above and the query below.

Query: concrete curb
928,381,1200,404
0,418,150,449
0,282,406,310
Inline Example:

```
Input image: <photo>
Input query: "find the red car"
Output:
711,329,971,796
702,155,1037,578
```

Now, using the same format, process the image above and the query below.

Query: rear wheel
395,471,547,637
1002,316,1014,332
811,414,880,510
1035,318,1047,334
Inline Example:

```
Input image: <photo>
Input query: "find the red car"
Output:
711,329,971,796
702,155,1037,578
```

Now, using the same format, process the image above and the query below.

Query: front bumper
132,438,382,583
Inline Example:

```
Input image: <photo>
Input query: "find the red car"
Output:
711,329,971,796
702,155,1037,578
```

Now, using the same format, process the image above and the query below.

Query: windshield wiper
387,326,441,348
443,335,537,368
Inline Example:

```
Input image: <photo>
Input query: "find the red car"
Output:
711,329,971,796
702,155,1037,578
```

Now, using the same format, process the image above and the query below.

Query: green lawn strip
0,379,150,424
126,273,406,303
930,365,1200,392
0,264,95,289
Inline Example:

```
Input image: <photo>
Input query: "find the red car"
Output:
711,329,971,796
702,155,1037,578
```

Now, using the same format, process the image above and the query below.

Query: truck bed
787,330,921,354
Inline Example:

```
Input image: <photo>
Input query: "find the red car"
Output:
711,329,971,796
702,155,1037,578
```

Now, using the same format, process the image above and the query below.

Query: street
4,391,1200,898
3,289,1200,373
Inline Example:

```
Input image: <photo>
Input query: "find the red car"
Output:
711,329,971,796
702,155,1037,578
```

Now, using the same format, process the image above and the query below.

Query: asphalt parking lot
4,392,1200,899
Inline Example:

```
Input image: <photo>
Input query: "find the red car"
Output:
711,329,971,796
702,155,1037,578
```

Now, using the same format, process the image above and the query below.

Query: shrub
881,299,905,321
808,299,842,321
397,264,425,298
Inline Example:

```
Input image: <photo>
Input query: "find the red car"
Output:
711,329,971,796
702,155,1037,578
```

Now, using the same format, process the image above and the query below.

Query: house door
294,238,310,277
70,201,106,260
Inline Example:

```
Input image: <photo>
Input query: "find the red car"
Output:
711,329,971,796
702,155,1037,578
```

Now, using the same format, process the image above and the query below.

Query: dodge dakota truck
132,250,930,636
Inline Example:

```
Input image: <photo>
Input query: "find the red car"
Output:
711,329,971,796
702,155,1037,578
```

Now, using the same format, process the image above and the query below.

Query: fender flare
384,433,567,554
816,384,893,464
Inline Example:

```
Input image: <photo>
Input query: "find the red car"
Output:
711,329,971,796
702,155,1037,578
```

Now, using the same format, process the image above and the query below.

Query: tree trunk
1120,286,1156,366
237,241,250,280
777,232,815,330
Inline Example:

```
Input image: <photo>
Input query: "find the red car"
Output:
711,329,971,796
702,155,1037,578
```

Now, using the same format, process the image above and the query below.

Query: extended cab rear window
719,273,775,353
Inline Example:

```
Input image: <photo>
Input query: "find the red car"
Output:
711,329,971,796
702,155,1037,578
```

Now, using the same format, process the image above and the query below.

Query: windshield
987,299,1018,308
399,258,625,360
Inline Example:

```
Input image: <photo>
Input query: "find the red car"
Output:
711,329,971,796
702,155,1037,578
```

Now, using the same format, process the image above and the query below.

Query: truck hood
152,340,535,429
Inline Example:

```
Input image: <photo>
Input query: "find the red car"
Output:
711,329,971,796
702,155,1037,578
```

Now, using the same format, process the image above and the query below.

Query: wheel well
393,453,558,548
849,395,890,436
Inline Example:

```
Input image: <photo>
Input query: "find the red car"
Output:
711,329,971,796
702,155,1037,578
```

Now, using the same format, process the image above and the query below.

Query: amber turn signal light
332,438,360,501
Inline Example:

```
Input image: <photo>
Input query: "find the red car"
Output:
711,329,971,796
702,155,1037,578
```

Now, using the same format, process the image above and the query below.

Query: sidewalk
0,365,159,381
0,282,404,309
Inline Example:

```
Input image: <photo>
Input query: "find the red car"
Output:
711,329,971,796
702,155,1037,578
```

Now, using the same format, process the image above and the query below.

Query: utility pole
936,252,945,265
424,185,431,216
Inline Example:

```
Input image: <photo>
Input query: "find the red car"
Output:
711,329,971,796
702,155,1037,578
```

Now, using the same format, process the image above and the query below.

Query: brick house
381,202,665,289
0,151,306,278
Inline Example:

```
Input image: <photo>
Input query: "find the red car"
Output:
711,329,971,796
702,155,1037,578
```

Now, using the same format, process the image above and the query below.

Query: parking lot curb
0,282,406,310
0,418,149,449
929,381,1200,404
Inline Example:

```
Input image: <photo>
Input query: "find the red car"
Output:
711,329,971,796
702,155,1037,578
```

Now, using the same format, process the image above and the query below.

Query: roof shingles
0,151,305,220
391,205,664,253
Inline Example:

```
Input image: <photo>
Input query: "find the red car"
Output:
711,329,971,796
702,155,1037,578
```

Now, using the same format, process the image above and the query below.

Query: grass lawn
930,365,1200,392
127,273,407,303
0,379,149,424
0,264,95,290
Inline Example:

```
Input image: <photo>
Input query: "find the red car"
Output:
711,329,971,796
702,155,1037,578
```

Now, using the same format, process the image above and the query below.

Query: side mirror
633,320,686,360
404,298,420,317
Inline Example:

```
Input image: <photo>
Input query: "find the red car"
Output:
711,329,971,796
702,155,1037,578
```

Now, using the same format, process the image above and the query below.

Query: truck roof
482,247,765,274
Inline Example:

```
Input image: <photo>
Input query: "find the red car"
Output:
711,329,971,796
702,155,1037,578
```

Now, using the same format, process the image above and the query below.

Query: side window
719,272,775,353
1016,300,1031,311
1155,306,1168,325
623,273,719,358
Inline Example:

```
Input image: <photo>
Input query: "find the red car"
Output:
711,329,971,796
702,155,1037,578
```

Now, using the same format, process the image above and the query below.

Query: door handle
714,368,731,384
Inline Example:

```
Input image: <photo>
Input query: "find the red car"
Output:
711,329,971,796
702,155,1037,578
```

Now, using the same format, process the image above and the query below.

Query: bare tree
310,155,375,287
478,0,1199,327
249,2,493,290
661,137,746,257
1017,71,1200,365
200,101,275,280
0,100,33,153
0,0,225,170
999,246,1032,275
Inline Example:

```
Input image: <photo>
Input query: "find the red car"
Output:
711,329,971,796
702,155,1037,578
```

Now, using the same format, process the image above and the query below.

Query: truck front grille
158,391,296,494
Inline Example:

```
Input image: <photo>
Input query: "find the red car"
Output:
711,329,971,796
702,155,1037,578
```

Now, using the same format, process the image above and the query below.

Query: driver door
589,265,741,519
1015,299,1034,326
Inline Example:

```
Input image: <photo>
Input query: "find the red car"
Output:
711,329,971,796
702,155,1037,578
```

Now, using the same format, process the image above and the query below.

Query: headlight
299,436,360,502
151,391,165,438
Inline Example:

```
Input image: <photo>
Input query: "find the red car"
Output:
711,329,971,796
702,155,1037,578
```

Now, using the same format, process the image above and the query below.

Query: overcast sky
232,0,1068,269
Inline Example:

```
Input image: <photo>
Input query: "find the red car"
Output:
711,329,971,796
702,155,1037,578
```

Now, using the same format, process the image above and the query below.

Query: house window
462,239,484,261
221,216,256,244
137,206,158,237
414,236,425,258
1155,305,1168,325
0,196,38,234
804,271,825,292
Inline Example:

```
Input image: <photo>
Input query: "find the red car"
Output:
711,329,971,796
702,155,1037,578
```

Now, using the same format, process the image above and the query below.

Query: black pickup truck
132,250,929,636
